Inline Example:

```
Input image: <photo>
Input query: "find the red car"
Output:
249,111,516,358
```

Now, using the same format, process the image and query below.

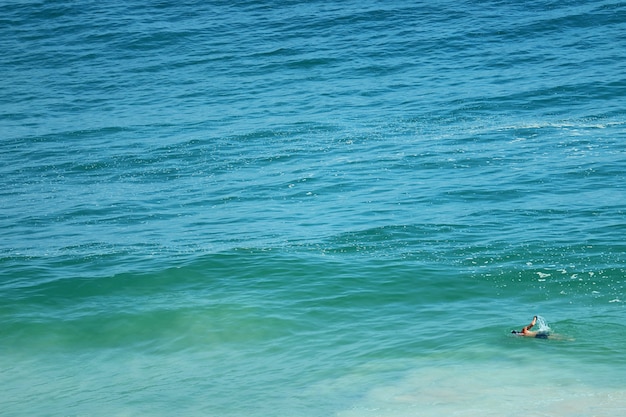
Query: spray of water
535,315,551,332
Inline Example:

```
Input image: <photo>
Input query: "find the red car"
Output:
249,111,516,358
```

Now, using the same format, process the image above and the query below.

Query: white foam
535,315,551,332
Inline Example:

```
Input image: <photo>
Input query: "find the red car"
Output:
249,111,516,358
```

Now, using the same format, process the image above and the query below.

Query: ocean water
1,0,625,415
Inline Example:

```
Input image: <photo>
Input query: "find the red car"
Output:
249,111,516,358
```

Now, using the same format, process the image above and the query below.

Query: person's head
511,330,519,334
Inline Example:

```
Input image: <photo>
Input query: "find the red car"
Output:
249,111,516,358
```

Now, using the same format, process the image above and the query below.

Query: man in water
511,316,550,339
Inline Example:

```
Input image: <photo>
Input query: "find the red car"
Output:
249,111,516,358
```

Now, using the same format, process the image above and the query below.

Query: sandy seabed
337,361,625,417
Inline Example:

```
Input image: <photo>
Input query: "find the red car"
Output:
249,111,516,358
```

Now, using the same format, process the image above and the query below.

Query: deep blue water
1,1,626,416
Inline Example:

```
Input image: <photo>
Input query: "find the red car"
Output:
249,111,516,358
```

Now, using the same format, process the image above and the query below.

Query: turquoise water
1,1,626,415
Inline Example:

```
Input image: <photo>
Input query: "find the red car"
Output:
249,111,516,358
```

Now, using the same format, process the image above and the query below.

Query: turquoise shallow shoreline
1,0,625,415
2,249,624,416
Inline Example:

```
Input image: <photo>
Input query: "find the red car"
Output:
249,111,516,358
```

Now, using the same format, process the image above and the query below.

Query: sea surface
1,1,626,416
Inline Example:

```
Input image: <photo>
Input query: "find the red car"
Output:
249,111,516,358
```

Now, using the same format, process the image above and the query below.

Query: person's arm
523,316,537,332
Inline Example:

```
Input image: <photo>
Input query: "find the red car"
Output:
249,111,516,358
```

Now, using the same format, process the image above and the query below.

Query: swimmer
511,316,550,339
